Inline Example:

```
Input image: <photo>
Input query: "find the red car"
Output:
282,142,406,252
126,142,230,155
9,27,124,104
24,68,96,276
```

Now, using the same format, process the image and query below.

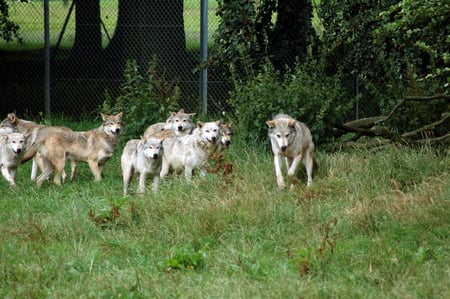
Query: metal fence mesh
0,0,229,118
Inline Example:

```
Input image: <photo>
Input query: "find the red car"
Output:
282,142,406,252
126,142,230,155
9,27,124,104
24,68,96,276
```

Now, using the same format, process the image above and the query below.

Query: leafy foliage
101,59,180,140
162,243,209,272
0,0,22,43
229,61,353,144
317,0,449,134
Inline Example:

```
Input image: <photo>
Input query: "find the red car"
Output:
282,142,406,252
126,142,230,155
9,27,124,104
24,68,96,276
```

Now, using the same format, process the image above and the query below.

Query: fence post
200,0,208,115
44,0,51,118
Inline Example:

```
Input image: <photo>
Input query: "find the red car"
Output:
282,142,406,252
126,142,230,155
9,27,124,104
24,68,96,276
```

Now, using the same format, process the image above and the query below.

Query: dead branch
334,94,449,147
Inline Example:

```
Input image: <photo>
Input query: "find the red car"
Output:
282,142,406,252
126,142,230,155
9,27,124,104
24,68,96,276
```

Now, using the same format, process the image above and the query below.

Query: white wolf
266,114,316,191
160,120,221,183
0,132,27,186
121,137,164,195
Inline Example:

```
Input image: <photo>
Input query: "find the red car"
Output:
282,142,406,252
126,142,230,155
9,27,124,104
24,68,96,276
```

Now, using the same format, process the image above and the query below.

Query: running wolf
121,136,164,195
160,120,221,183
266,114,316,191
0,132,27,186
22,112,123,187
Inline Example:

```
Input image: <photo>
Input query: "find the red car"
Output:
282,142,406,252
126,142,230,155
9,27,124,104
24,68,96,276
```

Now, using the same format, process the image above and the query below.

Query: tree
0,0,22,43
103,0,187,80
211,0,317,78
68,0,102,78
66,0,187,81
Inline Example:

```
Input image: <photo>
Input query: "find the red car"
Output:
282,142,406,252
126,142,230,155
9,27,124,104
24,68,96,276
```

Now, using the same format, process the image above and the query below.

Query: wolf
1,113,73,182
216,121,233,153
22,112,123,187
266,114,316,191
0,132,27,186
121,136,164,195
144,109,196,139
160,120,221,183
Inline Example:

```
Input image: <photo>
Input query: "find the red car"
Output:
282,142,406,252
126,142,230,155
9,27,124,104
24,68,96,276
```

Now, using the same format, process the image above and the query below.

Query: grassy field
1,0,219,50
1,118,449,298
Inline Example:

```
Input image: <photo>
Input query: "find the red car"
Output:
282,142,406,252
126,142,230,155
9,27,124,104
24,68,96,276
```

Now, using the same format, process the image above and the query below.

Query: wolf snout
112,128,121,134
281,145,287,151
152,154,158,159
15,148,22,154
177,126,183,131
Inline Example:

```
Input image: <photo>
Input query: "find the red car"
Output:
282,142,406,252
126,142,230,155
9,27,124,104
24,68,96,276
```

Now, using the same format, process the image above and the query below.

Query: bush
101,59,180,140
229,61,354,145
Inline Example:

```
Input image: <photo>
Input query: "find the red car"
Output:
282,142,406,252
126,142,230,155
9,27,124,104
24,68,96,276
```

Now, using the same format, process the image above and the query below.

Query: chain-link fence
0,0,231,118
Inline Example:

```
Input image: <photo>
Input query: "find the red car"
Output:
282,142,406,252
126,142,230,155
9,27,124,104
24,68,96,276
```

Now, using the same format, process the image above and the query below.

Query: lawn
1,0,219,50
1,119,449,298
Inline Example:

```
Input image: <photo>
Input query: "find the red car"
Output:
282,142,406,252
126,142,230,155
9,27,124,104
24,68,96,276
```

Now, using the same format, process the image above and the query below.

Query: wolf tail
21,141,40,164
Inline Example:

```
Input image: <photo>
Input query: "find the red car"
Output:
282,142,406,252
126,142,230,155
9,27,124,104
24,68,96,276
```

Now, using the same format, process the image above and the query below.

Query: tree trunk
70,0,102,78
103,0,187,80
268,0,314,71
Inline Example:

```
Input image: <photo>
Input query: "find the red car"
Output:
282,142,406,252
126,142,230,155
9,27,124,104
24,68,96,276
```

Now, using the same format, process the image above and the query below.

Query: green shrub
229,61,353,145
101,59,180,140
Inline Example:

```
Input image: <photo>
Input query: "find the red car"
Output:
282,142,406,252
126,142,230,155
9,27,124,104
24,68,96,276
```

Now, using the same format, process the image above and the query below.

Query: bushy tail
21,142,40,164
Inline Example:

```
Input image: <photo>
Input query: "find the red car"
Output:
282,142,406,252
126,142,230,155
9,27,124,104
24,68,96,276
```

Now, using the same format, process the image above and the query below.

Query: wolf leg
274,154,286,188
302,151,314,187
286,156,302,191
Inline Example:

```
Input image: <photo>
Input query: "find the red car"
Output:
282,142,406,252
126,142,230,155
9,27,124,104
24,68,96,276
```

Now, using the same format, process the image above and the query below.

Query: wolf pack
0,110,316,194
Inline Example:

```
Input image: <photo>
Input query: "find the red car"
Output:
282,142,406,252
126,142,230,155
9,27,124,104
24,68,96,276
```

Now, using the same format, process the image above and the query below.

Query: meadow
1,117,449,298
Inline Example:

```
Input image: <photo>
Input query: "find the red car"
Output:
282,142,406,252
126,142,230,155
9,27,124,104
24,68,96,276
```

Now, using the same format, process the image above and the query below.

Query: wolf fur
121,137,164,195
1,113,74,181
266,114,316,191
215,121,233,154
144,109,196,140
0,132,27,186
160,120,221,183
22,112,123,187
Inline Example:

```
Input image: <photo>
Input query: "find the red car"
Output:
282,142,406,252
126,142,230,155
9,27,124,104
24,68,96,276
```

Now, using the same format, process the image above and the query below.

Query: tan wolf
266,114,316,191
0,132,28,186
121,136,164,195
22,112,123,187
160,120,221,183
1,112,73,181
144,109,196,139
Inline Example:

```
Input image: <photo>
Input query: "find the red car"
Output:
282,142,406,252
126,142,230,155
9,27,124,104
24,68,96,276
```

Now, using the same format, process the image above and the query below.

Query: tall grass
1,125,449,298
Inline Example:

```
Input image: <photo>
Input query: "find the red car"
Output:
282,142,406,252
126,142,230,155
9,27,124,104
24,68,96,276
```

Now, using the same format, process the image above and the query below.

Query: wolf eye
285,134,289,138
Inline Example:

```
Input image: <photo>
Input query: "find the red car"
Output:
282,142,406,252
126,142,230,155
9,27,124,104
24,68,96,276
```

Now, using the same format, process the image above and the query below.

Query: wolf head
266,117,297,152
220,122,233,148
2,132,27,155
171,109,196,137
0,122,15,135
139,137,164,160
197,120,221,145
101,112,123,137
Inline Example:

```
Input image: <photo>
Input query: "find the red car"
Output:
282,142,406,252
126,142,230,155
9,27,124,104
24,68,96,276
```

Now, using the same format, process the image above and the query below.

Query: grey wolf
22,112,123,187
266,114,316,190
121,136,164,195
216,121,233,153
1,113,73,182
0,132,27,186
160,120,221,183
144,109,196,139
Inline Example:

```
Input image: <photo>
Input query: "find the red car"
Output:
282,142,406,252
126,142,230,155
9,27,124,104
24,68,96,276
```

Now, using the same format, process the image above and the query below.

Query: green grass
1,0,219,50
1,125,449,298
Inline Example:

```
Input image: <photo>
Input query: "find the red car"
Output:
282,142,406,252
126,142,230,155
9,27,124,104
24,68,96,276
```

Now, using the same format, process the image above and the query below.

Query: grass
1,0,219,50
1,121,449,298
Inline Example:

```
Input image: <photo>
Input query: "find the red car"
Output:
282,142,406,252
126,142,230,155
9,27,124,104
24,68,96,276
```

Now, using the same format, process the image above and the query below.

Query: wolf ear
7,113,19,125
189,113,196,118
197,121,204,128
178,109,185,113
288,119,296,128
116,112,123,119
101,113,107,121
266,120,275,128
215,120,222,126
